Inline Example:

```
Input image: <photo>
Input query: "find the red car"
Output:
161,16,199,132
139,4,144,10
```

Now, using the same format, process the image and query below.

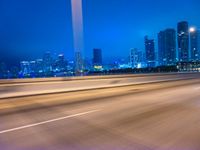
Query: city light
189,27,196,32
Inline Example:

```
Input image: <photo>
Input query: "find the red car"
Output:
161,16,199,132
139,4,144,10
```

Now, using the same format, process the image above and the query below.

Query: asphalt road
0,76,200,149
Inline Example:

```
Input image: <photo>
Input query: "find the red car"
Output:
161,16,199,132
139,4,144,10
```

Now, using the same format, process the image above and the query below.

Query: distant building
20,61,30,76
144,36,156,67
35,59,44,73
93,48,103,70
43,52,53,72
0,63,8,79
10,66,19,78
29,61,36,72
158,31,165,65
55,54,67,72
75,51,84,74
158,29,176,66
130,48,142,68
190,27,199,61
177,62,200,72
198,30,200,59
67,60,75,72
177,21,189,62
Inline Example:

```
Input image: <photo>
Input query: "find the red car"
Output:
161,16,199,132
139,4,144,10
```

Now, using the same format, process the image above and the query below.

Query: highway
0,73,200,149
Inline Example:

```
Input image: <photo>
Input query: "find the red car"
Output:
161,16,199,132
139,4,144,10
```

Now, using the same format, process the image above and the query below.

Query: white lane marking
0,109,101,134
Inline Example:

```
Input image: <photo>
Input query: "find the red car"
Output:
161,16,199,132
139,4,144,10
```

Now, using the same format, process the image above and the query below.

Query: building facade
177,21,189,62
130,48,143,68
93,49,103,70
158,29,176,66
145,36,155,67
190,28,199,61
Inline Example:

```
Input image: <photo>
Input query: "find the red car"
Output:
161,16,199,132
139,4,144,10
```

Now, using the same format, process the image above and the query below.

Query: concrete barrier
0,72,191,85
0,72,199,99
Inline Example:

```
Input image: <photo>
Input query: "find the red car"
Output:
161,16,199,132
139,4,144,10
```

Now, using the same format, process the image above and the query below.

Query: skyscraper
198,30,200,60
130,48,142,68
158,31,166,66
20,61,30,76
0,62,8,79
177,21,189,62
190,27,199,61
145,36,155,67
93,49,103,70
43,52,53,73
158,29,176,66
56,54,67,72
35,59,43,73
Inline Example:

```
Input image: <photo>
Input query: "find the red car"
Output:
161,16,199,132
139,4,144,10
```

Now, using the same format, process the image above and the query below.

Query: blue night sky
0,0,200,66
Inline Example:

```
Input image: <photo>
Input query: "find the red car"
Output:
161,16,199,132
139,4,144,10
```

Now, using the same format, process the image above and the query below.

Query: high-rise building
165,29,177,65
10,66,19,78
56,54,67,72
158,29,176,66
130,48,142,68
158,31,166,66
130,48,137,68
0,62,8,79
29,61,36,73
43,52,53,72
190,27,199,61
75,52,84,73
145,36,155,67
93,49,103,70
177,21,189,62
93,49,102,66
35,59,43,73
20,61,30,76
198,30,200,60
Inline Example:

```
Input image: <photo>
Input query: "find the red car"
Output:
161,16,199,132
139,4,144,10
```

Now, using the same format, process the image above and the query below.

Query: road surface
0,74,200,149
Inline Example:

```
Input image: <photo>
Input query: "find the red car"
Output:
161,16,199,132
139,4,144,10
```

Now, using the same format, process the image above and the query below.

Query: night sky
1,0,200,67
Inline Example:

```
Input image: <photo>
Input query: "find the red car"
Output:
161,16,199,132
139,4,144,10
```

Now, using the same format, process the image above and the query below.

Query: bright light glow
137,63,142,69
189,27,196,33
71,0,84,72
71,0,84,53
94,66,103,70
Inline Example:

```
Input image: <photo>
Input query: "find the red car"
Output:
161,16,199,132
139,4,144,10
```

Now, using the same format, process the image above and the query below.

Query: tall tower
190,27,199,61
71,0,84,75
130,48,141,69
158,29,176,66
93,49,102,66
158,31,166,66
144,36,155,67
177,21,189,62
93,49,103,71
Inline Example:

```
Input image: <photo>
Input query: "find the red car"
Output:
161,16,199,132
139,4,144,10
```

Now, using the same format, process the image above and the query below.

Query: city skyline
1,0,200,67
1,20,200,66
